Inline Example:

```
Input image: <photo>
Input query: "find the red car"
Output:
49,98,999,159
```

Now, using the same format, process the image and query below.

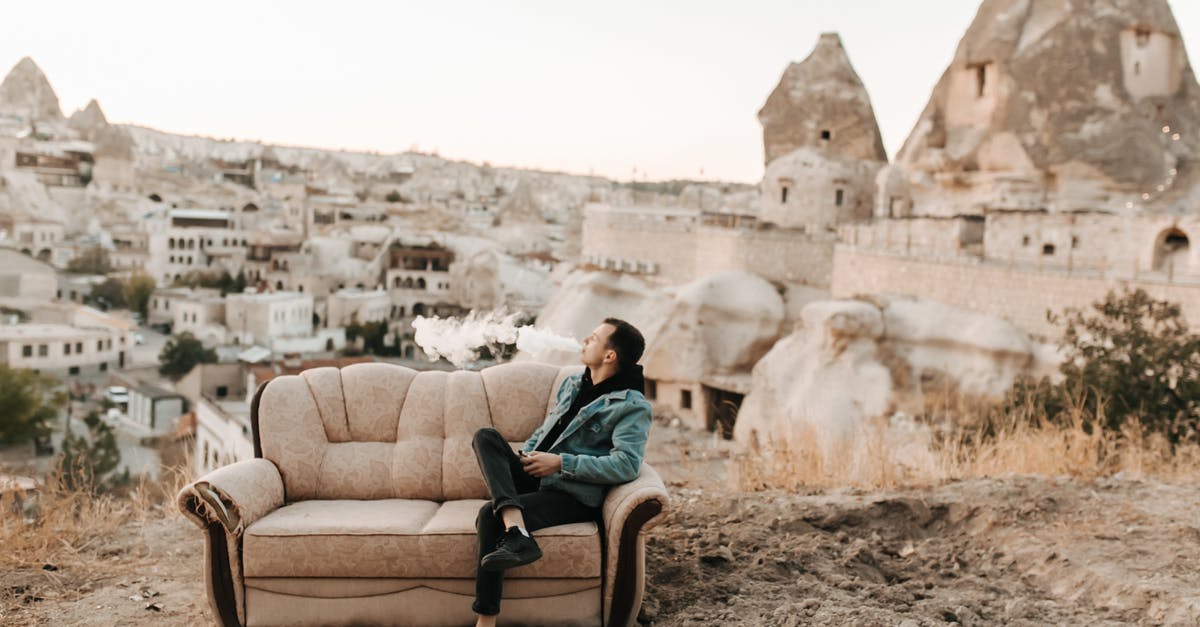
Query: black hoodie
534,364,646,453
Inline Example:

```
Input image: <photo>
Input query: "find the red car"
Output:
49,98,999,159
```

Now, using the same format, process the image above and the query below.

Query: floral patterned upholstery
178,361,667,627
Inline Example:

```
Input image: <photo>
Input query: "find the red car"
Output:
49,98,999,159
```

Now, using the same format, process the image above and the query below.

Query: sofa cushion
242,499,600,579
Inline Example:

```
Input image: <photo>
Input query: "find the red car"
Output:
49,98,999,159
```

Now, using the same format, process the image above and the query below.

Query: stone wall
831,245,1200,339
583,203,836,287
982,212,1200,277
840,217,983,257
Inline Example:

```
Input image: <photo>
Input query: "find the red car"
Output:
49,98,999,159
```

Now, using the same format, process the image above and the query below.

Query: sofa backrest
254,361,579,501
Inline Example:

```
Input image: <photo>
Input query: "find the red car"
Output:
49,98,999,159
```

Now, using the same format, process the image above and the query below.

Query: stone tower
756,33,887,231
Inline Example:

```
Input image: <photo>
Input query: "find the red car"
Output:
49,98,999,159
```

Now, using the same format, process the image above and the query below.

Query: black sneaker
480,527,543,571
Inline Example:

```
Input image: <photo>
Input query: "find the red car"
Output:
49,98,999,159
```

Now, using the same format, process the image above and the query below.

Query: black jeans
471,427,599,616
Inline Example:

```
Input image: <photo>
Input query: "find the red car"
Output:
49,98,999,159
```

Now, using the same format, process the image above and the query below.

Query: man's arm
557,403,651,485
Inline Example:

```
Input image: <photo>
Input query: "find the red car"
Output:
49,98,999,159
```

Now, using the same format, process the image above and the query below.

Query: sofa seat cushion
242,499,600,579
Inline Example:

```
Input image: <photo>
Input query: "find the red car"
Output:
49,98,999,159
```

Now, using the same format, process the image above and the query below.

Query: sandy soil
4,424,1199,626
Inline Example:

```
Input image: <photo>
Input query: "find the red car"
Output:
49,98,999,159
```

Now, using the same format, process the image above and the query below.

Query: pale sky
2,1,1198,183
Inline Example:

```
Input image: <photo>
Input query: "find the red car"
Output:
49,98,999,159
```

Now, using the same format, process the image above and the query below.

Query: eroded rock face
526,270,665,364
0,57,64,123
733,295,1050,458
641,271,785,383
757,33,887,166
68,99,109,139
531,270,785,379
895,0,1200,215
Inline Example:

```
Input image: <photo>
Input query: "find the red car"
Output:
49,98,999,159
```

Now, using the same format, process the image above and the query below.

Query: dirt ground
4,424,1200,626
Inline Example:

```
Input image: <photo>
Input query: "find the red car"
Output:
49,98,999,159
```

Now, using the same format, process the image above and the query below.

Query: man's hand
520,451,562,478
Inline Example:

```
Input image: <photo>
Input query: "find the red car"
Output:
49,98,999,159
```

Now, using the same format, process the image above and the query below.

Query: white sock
509,526,530,537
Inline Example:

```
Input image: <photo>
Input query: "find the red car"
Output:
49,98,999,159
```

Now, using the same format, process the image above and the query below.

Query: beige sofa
177,361,669,627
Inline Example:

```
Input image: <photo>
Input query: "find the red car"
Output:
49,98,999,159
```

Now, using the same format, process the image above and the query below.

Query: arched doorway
1153,228,1190,273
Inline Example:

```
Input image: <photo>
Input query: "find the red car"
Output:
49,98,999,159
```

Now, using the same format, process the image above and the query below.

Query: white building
125,383,187,437
148,286,222,329
0,322,126,376
225,290,314,346
1,219,63,261
143,207,249,285
194,396,253,476
325,287,390,328
0,246,58,304
173,292,227,344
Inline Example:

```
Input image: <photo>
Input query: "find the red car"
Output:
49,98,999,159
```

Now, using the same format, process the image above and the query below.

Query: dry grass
0,442,193,579
733,393,1200,492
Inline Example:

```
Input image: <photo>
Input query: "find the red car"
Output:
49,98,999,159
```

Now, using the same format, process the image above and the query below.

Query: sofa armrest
601,463,669,627
177,459,285,626
176,458,285,536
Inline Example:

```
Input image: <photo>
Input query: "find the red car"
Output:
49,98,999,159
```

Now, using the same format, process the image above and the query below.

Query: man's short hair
602,317,645,371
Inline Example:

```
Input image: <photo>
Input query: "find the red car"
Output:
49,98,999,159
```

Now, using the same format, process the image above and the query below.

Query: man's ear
603,349,617,364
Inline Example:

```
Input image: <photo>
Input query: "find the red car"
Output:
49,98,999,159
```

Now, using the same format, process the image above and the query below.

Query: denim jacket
521,372,652,507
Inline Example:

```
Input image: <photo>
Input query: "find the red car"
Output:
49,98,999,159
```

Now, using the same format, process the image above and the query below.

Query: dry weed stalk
734,390,1200,492
0,443,195,578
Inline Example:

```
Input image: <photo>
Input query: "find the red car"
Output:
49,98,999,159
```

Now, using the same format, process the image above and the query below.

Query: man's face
581,323,617,368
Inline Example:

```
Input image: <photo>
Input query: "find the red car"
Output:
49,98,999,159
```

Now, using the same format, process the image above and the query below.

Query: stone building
225,291,313,347
580,32,886,291
757,32,887,232
143,207,249,285
834,0,1200,339
0,246,57,303
385,242,456,318
0,322,126,376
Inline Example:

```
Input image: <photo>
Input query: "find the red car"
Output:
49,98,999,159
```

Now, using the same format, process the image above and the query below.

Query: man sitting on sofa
470,317,651,626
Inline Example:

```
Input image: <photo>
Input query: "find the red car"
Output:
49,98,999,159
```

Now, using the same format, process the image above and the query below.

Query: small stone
699,545,735,565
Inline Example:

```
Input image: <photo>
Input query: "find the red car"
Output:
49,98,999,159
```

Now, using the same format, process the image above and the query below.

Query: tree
89,277,127,310
1016,288,1200,444
385,190,403,203
123,273,157,320
158,332,218,381
66,246,112,274
171,271,223,289
58,411,125,494
216,271,235,296
345,320,396,356
0,365,66,447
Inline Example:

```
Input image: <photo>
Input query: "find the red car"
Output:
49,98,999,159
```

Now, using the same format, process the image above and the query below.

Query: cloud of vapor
411,310,581,368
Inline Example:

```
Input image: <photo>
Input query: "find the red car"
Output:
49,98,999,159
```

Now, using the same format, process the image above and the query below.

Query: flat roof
0,247,56,276
333,288,388,300
133,382,184,399
0,323,111,340
169,208,231,220
228,290,310,302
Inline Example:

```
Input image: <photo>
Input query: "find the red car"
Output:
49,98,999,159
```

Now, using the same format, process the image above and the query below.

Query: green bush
1012,288,1200,444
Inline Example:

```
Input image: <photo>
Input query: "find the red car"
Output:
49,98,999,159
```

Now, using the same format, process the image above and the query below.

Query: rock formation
757,33,887,166
68,99,109,139
0,57,64,124
894,0,1200,215
641,271,785,383
734,294,1054,458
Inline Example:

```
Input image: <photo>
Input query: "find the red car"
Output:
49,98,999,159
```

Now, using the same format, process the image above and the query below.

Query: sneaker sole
480,548,544,572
